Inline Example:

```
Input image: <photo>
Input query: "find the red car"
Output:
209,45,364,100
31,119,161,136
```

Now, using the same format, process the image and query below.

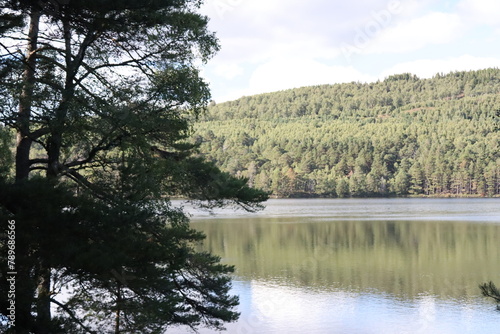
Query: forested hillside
193,69,500,197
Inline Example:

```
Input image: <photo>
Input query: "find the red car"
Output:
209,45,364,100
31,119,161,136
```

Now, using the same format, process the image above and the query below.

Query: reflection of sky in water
184,198,500,222
168,199,500,333
170,280,498,334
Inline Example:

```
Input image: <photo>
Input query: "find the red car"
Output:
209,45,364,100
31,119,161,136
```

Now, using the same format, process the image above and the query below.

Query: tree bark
35,261,51,334
14,8,40,333
15,8,54,333
15,8,40,182
115,283,122,334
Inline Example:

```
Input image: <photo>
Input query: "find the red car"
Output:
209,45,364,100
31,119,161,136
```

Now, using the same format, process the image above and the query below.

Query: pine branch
480,281,500,303
50,298,98,334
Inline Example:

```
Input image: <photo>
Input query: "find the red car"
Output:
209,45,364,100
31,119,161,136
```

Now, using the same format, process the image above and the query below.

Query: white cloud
200,0,500,102
213,63,244,80
457,0,500,26
248,58,375,96
215,55,500,101
364,12,462,54
202,0,407,66
380,55,500,79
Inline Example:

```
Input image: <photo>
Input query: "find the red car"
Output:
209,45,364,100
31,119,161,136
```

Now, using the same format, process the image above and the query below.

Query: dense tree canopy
195,69,500,198
0,0,266,333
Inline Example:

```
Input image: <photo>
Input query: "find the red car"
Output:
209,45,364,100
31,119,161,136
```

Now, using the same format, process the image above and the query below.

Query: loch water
175,198,500,334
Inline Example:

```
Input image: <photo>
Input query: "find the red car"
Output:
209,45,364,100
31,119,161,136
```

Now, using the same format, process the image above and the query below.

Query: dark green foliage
480,281,500,308
0,0,267,332
169,157,269,210
196,69,500,197
0,179,239,333
0,126,12,177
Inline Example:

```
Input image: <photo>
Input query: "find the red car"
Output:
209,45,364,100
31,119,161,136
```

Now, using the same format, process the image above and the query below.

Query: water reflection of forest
193,218,500,300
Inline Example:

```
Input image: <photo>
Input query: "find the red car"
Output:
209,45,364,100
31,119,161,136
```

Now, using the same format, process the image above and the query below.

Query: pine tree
0,1,267,332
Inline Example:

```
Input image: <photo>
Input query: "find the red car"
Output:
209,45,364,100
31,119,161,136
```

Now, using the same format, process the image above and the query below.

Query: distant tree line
193,69,500,198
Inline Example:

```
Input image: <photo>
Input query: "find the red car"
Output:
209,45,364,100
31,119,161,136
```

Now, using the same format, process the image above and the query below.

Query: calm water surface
174,199,500,334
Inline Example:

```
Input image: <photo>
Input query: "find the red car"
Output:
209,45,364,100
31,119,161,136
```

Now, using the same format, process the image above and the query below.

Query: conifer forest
194,69,500,198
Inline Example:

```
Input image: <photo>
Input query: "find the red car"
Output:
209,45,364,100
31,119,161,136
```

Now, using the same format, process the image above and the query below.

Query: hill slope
193,69,500,197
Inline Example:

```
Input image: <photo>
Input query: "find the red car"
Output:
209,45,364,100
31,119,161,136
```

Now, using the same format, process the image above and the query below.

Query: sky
199,0,500,103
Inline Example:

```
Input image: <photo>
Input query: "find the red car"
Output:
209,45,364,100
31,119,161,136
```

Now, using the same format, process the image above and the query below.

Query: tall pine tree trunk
37,15,81,333
13,8,44,334
15,8,40,182
15,7,53,333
